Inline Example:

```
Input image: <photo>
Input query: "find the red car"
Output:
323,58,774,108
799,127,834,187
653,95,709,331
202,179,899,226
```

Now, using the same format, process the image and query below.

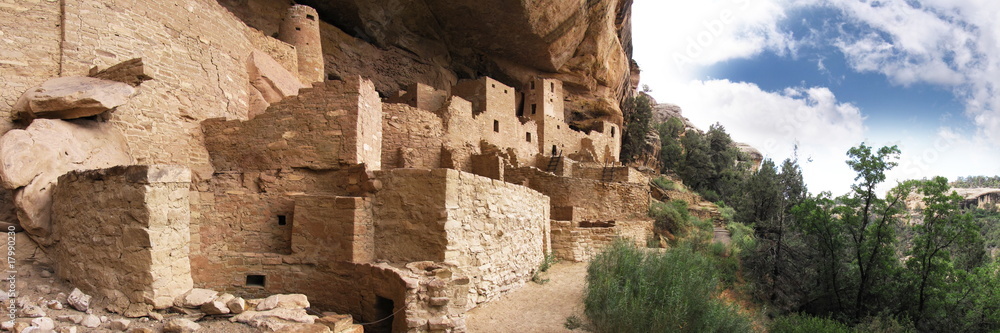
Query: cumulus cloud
663,79,866,194
819,0,1000,145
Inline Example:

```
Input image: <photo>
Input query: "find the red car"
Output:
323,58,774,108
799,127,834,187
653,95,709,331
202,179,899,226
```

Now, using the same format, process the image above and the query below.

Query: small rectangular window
278,215,287,226
531,81,535,90
246,275,266,287
306,14,315,21
611,127,616,137
531,104,537,115
526,132,532,142
493,120,499,132
550,82,555,92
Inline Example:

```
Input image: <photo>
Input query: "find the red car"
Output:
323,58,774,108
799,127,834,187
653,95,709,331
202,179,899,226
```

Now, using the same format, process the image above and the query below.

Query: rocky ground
465,261,589,332
2,241,358,333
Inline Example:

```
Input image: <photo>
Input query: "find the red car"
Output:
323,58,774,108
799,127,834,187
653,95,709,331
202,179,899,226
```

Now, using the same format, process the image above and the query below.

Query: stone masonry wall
203,76,382,172
443,170,549,305
50,165,194,317
382,103,445,169
372,169,450,263
550,219,653,262
506,166,649,221
0,0,61,134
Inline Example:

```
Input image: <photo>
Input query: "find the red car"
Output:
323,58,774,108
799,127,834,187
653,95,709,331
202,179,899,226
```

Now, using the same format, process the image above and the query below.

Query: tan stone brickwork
572,162,650,184
505,166,650,222
371,169,450,262
190,168,354,257
0,0,62,135
50,165,194,317
291,195,374,264
382,103,445,169
550,219,653,262
203,77,382,172
442,170,550,305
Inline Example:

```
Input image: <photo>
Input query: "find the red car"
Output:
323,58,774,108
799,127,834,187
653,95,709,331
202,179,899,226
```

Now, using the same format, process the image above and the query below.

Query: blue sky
632,0,1000,195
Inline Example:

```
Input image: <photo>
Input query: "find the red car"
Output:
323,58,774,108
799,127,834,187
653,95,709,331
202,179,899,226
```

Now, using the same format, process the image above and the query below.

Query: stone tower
279,5,324,84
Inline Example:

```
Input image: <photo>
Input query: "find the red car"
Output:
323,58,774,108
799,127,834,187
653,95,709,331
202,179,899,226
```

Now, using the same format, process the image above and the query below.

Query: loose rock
67,288,92,312
30,317,55,330
174,288,218,308
22,305,46,317
80,314,101,328
256,294,310,311
163,318,202,333
110,319,131,331
226,297,247,314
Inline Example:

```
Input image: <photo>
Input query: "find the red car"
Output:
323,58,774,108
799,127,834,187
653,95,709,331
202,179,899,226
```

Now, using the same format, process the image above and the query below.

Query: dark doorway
368,296,395,333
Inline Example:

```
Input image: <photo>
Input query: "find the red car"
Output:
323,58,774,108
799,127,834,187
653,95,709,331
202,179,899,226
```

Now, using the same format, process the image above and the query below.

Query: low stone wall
550,219,654,262
505,166,650,221
50,165,194,317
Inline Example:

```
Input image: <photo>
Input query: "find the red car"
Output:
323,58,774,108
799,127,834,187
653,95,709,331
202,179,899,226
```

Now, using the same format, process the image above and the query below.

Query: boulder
248,50,307,104
0,119,133,240
67,288,92,312
31,317,55,330
256,294,310,311
226,297,247,314
55,326,78,333
231,308,317,331
174,288,218,308
163,318,202,333
13,76,135,120
200,300,230,315
80,314,101,328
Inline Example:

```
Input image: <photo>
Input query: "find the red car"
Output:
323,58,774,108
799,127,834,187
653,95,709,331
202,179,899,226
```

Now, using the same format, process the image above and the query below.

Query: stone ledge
60,165,191,184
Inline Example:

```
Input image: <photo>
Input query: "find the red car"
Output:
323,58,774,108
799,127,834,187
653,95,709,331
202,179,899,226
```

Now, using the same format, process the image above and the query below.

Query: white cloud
820,0,1000,145
659,79,867,194
631,0,1000,195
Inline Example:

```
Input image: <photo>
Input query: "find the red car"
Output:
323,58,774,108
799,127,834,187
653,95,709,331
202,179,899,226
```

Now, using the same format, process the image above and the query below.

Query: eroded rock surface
13,77,135,120
0,119,133,240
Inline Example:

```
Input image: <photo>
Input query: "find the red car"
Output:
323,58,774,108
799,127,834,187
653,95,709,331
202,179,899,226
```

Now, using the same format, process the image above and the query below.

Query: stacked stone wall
443,170,549,304
550,219,653,262
203,77,382,172
51,165,194,317
506,167,649,221
0,0,62,134
382,103,445,169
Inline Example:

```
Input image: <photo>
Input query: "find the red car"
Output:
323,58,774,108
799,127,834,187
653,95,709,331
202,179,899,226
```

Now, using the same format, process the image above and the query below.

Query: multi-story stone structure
0,1,650,331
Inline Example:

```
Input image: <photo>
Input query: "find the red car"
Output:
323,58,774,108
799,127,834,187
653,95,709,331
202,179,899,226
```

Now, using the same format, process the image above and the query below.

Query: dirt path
465,261,589,332
714,226,731,245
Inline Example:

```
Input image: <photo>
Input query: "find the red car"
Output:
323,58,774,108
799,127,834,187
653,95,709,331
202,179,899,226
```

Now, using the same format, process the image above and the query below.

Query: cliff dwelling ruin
0,0,649,332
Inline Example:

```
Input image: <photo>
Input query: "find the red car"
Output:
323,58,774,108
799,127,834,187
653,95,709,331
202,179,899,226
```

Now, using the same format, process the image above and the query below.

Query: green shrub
726,222,757,257
585,241,753,333
770,314,853,333
652,176,676,191
564,315,583,330
649,200,692,236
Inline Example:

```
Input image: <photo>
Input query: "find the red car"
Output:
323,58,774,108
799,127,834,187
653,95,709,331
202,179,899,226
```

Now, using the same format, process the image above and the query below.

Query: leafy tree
620,95,653,164
680,129,715,191
838,144,904,318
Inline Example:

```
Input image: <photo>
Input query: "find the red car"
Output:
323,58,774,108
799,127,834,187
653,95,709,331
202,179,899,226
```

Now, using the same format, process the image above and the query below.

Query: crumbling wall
506,167,649,221
382,103,445,169
443,170,549,304
51,165,194,317
203,77,382,172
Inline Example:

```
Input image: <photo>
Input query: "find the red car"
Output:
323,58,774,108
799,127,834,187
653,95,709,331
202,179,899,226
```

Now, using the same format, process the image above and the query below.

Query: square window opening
246,275,266,288
306,14,315,21
278,215,287,226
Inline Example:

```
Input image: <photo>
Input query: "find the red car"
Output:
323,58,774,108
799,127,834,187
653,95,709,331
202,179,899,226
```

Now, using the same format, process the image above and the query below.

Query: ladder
546,151,562,173
602,161,615,182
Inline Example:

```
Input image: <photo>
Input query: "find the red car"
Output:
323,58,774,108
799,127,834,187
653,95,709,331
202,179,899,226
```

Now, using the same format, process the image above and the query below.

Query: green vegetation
769,314,854,333
951,175,1000,188
564,315,584,330
620,95,654,164
584,241,753,333
651,176,676,190
649,199,692,237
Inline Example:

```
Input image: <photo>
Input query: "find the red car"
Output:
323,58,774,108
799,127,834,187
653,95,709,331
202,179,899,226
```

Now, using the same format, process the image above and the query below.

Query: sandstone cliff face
220,0,634,124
